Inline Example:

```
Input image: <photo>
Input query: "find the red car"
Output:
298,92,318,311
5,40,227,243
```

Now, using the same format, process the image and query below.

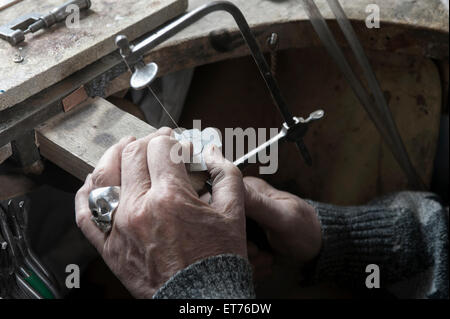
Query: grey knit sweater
154,192,448,299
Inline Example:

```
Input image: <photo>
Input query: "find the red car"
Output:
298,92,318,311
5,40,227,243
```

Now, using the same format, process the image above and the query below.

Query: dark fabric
307,191,448,298
156,192,448,299
154,255,255,299
2,185,97,296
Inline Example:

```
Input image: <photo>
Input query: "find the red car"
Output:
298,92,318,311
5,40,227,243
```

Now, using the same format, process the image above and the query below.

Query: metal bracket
0,13,40,45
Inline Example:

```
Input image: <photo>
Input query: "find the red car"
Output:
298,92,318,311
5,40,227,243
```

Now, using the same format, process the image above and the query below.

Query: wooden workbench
0,0,448,205
0,0,188,111
1,0,448,112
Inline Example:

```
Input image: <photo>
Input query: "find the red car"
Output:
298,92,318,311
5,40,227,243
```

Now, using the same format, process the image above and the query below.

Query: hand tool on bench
0,0,91,45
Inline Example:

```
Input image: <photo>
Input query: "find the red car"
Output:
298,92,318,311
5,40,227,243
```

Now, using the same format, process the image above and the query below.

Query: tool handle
41,0,91,27
52,0,91,22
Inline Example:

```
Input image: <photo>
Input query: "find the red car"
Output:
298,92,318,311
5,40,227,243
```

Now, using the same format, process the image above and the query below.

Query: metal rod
300,0,425,189
326,0,425,190
15,273,42,299
234,129,287,169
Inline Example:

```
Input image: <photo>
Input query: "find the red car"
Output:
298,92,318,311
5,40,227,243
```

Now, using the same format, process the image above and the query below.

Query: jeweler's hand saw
115,1,324,176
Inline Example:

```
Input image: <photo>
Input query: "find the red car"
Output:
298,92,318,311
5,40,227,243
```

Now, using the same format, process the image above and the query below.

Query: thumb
203,145,244,211
244,177,283,230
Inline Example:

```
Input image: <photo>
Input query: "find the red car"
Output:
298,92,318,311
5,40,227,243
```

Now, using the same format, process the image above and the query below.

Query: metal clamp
0,0,91,46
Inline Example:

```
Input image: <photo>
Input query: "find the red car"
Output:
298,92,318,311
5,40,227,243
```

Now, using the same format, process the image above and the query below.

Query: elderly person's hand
75,128,247,298
244,177,322,265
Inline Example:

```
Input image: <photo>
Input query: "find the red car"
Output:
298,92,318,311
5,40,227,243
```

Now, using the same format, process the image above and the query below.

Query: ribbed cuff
153,255,255,299
305,199,429,289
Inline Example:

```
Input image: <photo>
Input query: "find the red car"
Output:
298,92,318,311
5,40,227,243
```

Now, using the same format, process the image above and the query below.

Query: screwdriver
24,0,91,35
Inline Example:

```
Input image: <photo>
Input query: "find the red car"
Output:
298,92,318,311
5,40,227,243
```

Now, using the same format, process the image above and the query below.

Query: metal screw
267,33,279,77
13,47,25,63
267,32,279,51
13,54,24,63
299,109,325,123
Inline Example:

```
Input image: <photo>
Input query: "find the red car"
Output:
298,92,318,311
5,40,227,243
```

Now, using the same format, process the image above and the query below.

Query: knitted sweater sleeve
306,192,448,299
154,192,447,299
153,254,255,299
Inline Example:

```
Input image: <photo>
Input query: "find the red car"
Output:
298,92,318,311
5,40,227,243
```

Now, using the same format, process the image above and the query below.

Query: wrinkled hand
244,177,322,265
75,128,247,298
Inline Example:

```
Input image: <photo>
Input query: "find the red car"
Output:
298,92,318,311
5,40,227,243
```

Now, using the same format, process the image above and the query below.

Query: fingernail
158,127,173,136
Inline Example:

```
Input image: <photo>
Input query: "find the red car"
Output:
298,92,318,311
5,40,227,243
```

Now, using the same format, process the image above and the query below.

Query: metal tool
203,110,325,193
299,0,425,190
0,200,60,299
234,110,324,169
0,0,91,46
116,0,320,167
10,201,60,298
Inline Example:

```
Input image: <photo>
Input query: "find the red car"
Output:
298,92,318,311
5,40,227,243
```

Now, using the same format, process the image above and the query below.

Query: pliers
0,200,61,299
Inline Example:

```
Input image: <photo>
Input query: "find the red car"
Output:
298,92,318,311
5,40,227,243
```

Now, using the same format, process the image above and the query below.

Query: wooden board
1,0,448,113
0,0,447,113
36,97,207,192
36,97,155,181
0,0,188,111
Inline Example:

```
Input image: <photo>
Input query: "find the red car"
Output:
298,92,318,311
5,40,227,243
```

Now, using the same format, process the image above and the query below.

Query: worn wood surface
36,97,207,192
181,47,442,205
1,0,448,112
36,97,155,181
0,0,446,205
0,0,188,111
